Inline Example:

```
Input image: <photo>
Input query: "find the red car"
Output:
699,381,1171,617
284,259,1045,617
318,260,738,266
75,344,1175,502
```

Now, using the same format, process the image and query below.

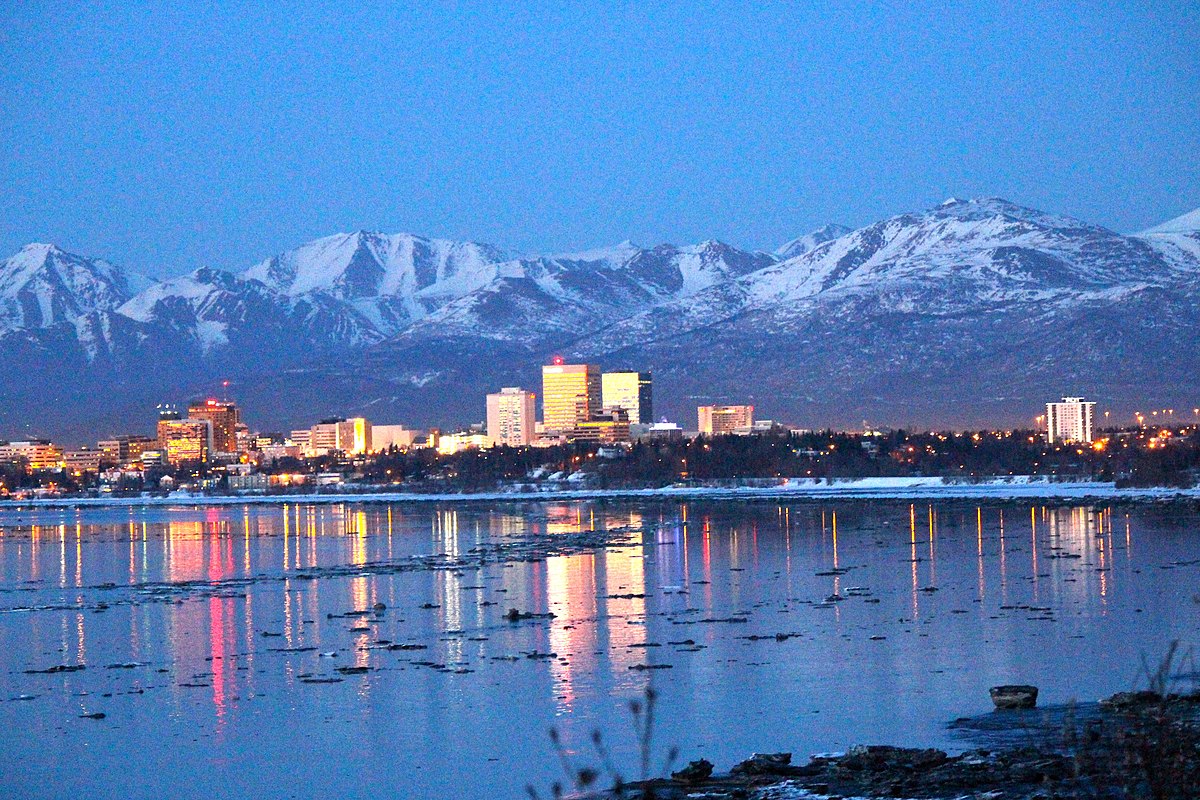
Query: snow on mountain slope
747,197,1165,307
120,267,381,353
241,231,513,333
387,239,776,344
1133,206,1200,277
774,224,852,260
1139,207,1200,235
578,197,1182,354
0,244,148,333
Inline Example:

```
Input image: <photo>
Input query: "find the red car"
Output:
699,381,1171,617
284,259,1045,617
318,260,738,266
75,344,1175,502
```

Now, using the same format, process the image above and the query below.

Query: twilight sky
2,1,1197,277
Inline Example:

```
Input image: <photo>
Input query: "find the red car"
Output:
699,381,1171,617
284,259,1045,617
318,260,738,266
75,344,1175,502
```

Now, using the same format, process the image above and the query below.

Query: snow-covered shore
2,476,1197,510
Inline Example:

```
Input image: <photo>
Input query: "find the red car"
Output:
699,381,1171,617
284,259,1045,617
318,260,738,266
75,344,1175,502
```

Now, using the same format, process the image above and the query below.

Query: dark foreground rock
989,684,1039,710
583,691,1200,800
611,745,1071,799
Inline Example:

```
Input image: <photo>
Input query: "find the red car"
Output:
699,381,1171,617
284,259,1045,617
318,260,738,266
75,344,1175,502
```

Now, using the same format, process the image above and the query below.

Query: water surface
1,500,1197,798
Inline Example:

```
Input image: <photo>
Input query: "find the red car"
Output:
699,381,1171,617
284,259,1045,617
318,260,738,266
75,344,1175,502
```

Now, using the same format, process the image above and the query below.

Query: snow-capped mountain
584,197,1177,350
390,239,776,344
773,224,852,260
242,231,513,336
1133,207,1200,276
119,267,382,353
2,197,1198,440
0,243,148,334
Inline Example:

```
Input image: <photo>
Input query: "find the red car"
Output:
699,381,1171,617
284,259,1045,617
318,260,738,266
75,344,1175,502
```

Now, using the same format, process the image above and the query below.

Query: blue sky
2,1,1197,277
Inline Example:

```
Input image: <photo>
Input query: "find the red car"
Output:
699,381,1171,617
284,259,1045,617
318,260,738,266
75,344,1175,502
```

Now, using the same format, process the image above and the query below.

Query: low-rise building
698,404,754,435
307,417,371,456
372,424,419,451
0,440,64,470
437,432,492,455
64,447,103,473
228,473,269,493
570,408,631,444
98,435,158,467
640,421,684,440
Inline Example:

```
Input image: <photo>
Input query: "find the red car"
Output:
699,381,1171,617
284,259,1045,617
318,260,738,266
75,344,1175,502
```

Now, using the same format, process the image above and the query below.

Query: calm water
1,500,1197,799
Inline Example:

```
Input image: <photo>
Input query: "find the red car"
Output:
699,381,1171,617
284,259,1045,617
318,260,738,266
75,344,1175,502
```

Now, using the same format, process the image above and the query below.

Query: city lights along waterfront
2,357,1197,502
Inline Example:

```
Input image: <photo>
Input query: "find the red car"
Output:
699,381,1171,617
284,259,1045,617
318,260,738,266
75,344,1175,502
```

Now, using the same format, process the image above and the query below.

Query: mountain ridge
2,198,1197,441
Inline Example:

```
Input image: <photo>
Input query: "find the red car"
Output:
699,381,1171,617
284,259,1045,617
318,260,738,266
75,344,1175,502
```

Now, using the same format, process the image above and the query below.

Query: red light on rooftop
551,355,564,365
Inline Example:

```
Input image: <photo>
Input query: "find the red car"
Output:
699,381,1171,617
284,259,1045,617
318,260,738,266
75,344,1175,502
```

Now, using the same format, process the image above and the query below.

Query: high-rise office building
601,371,652,425
487,387,537,447
698,404,754,435
187,399,241,454
1046,397,1096,444
157,418,212,464
542,360,601,433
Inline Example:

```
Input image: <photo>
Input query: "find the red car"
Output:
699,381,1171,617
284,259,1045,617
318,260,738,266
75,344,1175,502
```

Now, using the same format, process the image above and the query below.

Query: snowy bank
2,476,1198,510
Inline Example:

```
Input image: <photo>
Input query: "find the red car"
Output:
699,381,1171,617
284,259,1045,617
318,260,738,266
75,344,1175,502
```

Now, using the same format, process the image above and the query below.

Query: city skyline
3,373,1194,476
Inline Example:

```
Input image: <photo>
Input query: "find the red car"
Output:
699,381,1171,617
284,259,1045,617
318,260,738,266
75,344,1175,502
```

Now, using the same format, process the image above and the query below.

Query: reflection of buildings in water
909,504,919,619
540,509,654,709
159,515,235,583
386,506,394,559
28,521,44,582
650,512,685,591
433,509,460,556
605,530,648,688
998,508,1008,604
489,510,531,540
1043,506,1118,607
67,610,86,666
927,505,937,588
432,508,466,658
166,519,203,581
545,552,599,710
1031,507,1039,601
545,503,587,535
348,509,370,610
976,507,986,600
241,511,253,575
831,511,840,600
163,517,240,728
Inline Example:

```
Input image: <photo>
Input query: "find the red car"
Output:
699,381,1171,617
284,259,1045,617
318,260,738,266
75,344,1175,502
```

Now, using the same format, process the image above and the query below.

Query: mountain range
2,197,1198,443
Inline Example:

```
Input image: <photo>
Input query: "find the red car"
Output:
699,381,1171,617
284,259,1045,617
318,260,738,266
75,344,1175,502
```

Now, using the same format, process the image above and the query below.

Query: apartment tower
487,387,537,447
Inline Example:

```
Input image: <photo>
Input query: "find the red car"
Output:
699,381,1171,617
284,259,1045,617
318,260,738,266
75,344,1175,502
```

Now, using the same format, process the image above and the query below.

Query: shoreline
1,477,1198,510
581,691,1200,800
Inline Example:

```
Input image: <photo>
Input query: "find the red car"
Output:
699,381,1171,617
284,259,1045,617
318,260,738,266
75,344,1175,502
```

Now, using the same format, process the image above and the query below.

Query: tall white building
487,387,536,447
1046,397,1096,444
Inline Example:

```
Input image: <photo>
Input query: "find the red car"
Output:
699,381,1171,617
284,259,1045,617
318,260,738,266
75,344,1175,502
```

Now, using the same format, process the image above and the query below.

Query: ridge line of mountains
3,197,1198,442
